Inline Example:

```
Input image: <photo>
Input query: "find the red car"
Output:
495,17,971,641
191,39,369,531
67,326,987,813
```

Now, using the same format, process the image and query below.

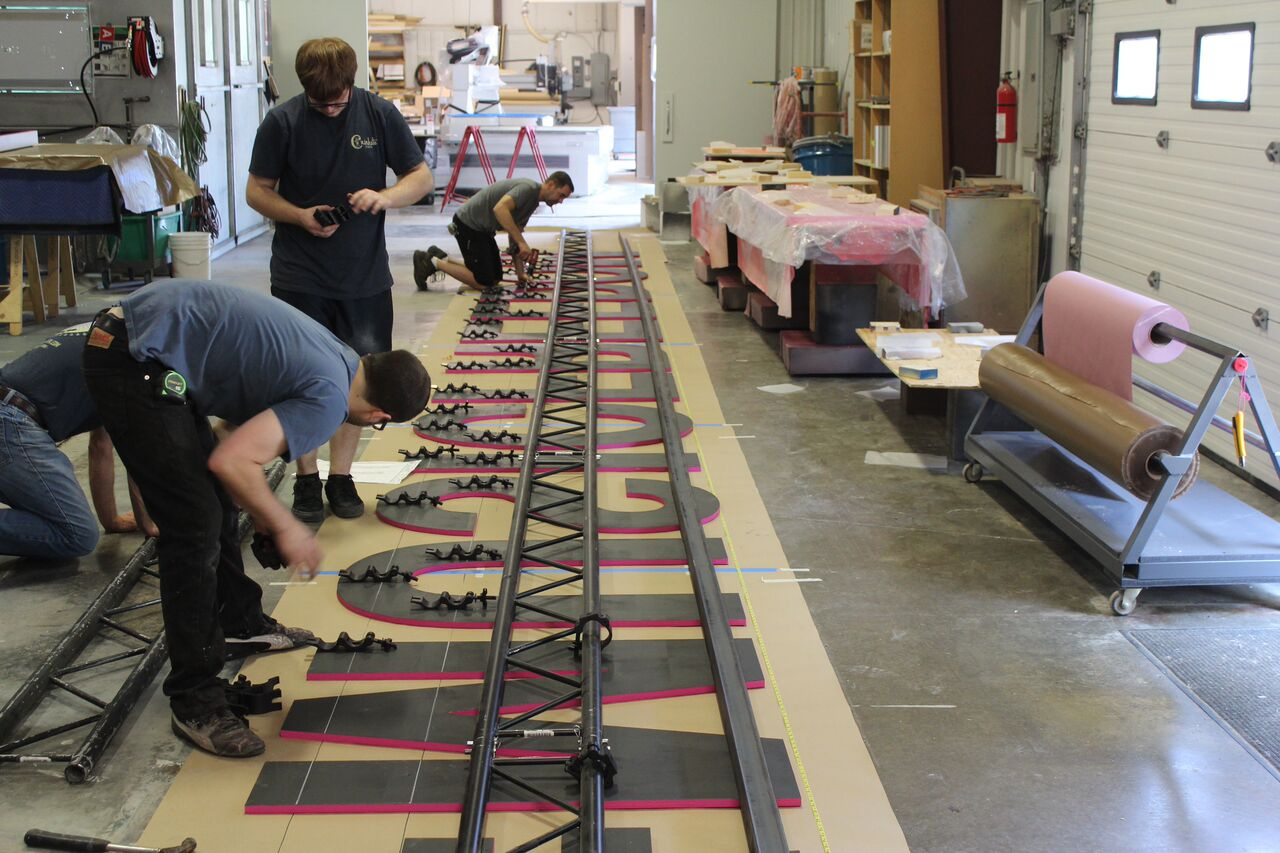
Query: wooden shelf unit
850,0,943,206
367,12,421,96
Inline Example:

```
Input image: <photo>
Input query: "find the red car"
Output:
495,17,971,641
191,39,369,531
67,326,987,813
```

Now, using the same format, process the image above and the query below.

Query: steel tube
577,231,605,853
458,233,571,852
622,235,789,852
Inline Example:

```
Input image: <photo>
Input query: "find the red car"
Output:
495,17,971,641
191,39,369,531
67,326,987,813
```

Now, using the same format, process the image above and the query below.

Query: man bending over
415,171,574,292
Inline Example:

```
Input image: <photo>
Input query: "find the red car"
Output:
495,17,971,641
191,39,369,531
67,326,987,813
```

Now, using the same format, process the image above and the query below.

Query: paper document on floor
311,459,419,484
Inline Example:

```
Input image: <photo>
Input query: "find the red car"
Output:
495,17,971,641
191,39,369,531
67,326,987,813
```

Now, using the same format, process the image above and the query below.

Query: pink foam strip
278,730,563,758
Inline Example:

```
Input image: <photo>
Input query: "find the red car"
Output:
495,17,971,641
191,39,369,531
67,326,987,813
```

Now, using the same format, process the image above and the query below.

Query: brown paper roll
979,344,1199,500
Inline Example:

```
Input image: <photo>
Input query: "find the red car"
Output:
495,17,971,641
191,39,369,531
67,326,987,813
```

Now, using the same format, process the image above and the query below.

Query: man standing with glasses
246,37,432,523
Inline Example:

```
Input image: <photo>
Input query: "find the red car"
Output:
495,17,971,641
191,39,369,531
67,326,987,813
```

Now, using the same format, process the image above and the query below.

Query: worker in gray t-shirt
414,171,574,292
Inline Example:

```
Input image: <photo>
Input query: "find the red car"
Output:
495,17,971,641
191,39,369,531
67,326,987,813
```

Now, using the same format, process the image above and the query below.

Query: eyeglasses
307,97,349,114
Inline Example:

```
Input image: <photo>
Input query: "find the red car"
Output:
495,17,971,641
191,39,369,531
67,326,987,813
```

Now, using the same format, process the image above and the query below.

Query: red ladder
439,125,497,211
506,125,549,181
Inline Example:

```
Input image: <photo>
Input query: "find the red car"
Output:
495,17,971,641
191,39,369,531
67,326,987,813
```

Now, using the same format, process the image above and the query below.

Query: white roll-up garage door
1081,1,1280,486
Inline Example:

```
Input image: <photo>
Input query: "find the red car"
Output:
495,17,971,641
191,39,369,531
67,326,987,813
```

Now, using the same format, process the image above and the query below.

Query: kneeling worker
415,171,574,292
0,325,155,560
82,281,431,758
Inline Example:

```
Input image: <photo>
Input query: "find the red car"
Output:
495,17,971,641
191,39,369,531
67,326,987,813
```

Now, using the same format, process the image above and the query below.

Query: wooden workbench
857,327,1015,458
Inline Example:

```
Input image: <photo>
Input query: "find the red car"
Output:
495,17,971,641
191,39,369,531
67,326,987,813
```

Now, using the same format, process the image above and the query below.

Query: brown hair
360,351,431,422
295,38,357,102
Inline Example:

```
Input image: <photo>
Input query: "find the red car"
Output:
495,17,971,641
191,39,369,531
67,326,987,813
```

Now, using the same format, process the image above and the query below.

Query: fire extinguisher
996,72,1017,143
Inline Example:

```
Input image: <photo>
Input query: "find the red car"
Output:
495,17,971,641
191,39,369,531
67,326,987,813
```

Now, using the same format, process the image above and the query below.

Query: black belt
0,385,45,429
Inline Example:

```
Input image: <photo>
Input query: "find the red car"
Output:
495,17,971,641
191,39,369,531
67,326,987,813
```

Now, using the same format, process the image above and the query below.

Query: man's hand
298,205,341,238
347,188,390,215
274,517,323,578
516,242,534,261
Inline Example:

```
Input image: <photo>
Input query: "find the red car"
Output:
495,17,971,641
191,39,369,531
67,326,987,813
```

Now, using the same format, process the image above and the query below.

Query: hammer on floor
24,829,197,853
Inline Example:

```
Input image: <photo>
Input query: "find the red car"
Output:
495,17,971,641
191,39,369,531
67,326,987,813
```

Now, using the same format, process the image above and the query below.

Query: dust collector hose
522,1,552,43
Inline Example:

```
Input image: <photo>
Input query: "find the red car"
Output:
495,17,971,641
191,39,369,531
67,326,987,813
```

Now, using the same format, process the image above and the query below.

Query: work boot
291,472,324,523
224,615,319,659
171,707,265,758
324,473,365,519
413,246,449,291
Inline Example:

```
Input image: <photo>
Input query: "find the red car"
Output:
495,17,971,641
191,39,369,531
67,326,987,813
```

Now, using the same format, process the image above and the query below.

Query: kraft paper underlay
138,230,906,852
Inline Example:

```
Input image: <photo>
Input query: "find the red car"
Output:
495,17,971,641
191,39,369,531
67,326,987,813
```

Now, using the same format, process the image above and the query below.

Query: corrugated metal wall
1082,0,1280,486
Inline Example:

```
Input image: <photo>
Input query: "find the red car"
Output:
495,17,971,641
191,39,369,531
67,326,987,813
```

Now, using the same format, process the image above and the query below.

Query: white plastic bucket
169,231,212,279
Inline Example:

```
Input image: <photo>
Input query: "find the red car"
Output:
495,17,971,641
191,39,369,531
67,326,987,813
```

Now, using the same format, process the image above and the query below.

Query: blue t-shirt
248,87,424,299
0,325,99,442
120,281,360,461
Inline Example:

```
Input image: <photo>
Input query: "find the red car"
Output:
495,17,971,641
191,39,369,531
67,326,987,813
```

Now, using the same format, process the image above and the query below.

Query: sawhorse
439,125,551,212
0,235,77,335
507,126,548,181
438,126,496,211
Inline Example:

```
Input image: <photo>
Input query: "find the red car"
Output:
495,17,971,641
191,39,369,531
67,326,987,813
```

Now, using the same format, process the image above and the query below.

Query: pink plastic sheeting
712,186,966,314
736,237,796,316
1043,271,1189,401
691,193,730,268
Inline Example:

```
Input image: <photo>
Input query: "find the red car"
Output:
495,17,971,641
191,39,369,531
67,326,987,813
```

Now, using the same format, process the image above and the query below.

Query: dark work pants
82,342,266,719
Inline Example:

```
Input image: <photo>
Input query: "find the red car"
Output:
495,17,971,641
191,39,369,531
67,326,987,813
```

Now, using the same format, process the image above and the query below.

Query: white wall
270,0,369,101
654,0,776,183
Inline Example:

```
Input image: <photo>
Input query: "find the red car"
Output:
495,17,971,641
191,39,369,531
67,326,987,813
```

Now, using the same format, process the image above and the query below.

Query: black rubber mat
1127,627,1280,779
246,729,801,813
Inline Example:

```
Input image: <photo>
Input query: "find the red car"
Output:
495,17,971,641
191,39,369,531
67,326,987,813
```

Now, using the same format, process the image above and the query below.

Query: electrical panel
93,24,131,78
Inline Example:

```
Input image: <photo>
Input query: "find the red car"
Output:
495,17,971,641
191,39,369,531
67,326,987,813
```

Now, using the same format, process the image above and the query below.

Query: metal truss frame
0,461,286,783
458,229,612,852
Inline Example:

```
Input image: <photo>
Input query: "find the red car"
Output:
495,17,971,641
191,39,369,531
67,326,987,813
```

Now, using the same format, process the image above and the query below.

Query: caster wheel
963,462,984,483
1109,589,1139,616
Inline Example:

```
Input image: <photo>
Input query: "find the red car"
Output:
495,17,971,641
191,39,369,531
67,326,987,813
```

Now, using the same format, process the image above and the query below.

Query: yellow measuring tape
667,360,832,852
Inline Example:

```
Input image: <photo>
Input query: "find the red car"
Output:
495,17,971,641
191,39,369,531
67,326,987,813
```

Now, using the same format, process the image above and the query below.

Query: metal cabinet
937,194,1041,334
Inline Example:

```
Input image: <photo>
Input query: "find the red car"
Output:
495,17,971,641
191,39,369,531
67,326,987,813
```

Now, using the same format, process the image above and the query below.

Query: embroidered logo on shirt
351,134,379,150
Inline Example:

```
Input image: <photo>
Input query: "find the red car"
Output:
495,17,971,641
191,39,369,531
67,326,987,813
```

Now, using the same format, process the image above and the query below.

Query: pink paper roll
1042,271,1189,401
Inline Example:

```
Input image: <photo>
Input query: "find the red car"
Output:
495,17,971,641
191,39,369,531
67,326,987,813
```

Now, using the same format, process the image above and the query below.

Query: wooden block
717,274,747,312
746,291,807,331
693,252,716,284
780,330,889,376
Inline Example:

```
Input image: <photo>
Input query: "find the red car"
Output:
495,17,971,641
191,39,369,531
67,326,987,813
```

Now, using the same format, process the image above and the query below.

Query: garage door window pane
1193,23,1254,110
1112,31,1159,105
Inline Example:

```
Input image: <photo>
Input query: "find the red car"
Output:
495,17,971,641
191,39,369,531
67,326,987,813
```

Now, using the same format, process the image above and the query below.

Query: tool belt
0,385,45,429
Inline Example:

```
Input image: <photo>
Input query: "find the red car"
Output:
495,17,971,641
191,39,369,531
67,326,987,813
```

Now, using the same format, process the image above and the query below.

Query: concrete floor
2,195,1279,851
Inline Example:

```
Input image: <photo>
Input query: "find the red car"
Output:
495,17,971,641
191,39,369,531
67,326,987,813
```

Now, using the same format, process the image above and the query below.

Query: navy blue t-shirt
0,325,99,442
248,87,423,299
120,281,360,461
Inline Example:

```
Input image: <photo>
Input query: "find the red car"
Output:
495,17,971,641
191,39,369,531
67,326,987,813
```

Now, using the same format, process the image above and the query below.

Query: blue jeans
0,405,99,559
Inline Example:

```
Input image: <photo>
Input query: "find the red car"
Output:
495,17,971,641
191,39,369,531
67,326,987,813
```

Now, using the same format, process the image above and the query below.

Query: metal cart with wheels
964,285,1280,614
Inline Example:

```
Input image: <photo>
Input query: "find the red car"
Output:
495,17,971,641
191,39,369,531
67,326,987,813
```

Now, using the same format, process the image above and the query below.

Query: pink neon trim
337,597,745,629
278,730,565,758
